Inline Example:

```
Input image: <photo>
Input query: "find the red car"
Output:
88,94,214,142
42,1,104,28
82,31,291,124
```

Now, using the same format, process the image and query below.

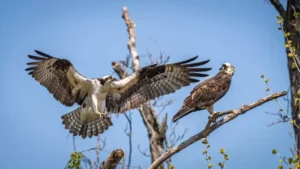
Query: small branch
90,135,101,169
168,122,188,148
265,111,289,126
137,144,151,157
124,113,133,169
269,0,286,17
73,136,76,152
100,149,125,169
148,91,287,169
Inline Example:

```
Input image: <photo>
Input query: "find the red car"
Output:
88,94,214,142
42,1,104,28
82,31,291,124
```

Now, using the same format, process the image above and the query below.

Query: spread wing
105,56,212,113
188,72,232,108
25,50,92,106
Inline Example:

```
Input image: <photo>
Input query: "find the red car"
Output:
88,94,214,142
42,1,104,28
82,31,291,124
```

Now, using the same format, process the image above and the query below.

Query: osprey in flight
25,50,212,138
172,63,235,123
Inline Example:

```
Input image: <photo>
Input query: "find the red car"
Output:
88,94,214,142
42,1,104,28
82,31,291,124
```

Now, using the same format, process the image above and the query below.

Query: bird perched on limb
172,63,235,123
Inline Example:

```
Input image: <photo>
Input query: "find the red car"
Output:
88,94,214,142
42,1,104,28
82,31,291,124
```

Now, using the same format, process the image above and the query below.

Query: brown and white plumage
172,63,235,123
61,108,112,139
25,50,90,106
26,50,212,138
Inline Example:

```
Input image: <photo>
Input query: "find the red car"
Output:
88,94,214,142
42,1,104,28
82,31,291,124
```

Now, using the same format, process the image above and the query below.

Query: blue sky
0,0,293,168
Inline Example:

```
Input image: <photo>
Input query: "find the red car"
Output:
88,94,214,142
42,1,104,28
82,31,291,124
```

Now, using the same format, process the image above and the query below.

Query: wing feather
106,56,212,113
25,50,91,106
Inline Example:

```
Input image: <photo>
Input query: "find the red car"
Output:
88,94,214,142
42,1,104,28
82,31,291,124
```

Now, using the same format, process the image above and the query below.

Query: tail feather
172,106,196,123
61,108,113,139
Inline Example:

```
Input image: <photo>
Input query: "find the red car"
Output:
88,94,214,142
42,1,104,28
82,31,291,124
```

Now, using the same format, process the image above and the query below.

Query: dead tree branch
122,6,140,71
118,6,167,169
100,149,124,169
148,91,287,169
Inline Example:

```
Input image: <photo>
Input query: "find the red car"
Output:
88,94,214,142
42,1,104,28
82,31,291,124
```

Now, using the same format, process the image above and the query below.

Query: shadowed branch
269,0,286,17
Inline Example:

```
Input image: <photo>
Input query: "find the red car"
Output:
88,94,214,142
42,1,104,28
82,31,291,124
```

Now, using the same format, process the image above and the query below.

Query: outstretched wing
25,50,92,106
106,56,212,113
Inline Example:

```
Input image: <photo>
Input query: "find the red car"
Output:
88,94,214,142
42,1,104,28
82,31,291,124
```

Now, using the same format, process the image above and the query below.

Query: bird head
99,75,116,86
219,63,235,76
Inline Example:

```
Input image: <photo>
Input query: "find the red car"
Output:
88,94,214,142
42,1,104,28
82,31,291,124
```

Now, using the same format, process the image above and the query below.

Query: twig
90,135,101,169
148,91,287,169
82,147,110,154
168,122,188,148
124,113,133,169
265,111,289,126
137,144,151,157
73,136,76,152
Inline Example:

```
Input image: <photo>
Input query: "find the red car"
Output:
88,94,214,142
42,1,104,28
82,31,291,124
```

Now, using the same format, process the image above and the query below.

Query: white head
99,75,116,86
219,63,235,76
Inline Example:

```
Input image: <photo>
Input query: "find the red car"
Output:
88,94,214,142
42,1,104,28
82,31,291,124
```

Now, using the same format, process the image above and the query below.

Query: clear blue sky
0,0,293,168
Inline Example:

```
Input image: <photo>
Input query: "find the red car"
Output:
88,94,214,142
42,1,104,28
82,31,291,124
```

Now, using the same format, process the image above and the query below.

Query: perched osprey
25,50,212,138
172,63,235,123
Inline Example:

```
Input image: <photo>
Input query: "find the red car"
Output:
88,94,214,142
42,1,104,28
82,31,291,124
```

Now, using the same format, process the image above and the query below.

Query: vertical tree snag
111,7,168,169
269,0,300,154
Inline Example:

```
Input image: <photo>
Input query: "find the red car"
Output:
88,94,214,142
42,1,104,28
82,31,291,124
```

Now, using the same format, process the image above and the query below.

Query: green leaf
272,149,277,154
264,78,270,83
202,138,208,144
220,148,225,154
288,157,293,164
224,154,229,160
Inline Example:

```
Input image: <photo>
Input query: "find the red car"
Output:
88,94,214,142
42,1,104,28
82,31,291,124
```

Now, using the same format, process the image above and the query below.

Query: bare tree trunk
270,0,300,154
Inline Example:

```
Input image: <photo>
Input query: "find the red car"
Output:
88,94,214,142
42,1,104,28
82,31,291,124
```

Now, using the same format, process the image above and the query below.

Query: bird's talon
209,113,218,122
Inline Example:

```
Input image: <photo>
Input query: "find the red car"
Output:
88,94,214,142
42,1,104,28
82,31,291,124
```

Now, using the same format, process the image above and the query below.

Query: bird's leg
91,94,106,117
207,105,218,122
